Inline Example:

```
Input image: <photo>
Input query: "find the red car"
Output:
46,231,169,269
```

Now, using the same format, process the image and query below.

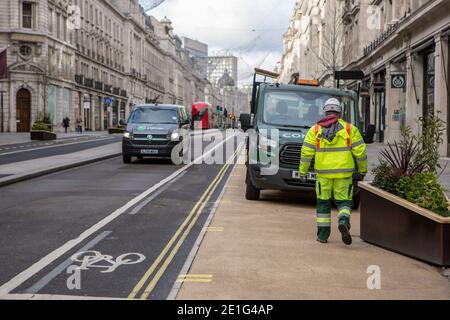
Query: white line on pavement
0,133,238,297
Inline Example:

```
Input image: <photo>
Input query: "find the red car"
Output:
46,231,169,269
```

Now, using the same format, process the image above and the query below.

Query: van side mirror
240,113,252,132
119,119,127,126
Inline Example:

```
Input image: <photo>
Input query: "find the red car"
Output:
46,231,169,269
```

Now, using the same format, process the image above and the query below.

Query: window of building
49,9,54,34
423,49,436,119
19,45,32,58
63,17,67,42
22,2,34,29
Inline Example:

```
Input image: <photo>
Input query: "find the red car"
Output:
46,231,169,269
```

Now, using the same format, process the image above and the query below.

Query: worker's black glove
356,172,366,181
299,176,308,184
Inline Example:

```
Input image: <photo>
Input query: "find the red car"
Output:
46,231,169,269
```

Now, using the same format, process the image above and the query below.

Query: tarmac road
0,130,244,300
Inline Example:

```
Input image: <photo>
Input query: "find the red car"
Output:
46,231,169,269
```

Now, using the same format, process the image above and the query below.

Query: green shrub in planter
372,114,449,217
32,122,52,132
396,173,449,217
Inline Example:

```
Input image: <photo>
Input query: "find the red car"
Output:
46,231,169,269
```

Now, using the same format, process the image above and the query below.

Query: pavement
175,150,450,300
0,131,110,146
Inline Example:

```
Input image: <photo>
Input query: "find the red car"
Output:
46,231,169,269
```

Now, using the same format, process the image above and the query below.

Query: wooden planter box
30,130,57,141
359,182,450,267
108,128,124,134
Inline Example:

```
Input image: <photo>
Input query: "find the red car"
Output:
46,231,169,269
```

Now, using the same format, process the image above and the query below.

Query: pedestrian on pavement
62,117,70,134
76,117,83,134
299,98,368,246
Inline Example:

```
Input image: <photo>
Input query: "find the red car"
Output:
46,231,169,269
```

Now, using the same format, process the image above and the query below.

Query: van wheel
245,170,260,200
352,193,361,210
123,154,132,164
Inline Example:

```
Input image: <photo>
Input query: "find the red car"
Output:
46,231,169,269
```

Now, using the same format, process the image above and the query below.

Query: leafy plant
32,122,52,132
414,114,446,174
372,115,449,217
378,127,427,177
395,173,449,216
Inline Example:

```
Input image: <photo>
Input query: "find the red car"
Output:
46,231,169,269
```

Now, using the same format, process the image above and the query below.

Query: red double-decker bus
192,102,214,130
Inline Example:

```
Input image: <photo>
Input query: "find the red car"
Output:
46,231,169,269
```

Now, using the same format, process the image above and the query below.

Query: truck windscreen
263,91,355,127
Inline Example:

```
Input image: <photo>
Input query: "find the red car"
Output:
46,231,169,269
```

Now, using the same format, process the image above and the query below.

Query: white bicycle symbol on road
70,251,146,273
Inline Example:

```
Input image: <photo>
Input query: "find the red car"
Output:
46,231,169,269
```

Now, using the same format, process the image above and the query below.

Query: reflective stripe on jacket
299,119,368,179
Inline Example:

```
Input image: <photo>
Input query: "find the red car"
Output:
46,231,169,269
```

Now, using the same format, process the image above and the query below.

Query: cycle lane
1,133,243,299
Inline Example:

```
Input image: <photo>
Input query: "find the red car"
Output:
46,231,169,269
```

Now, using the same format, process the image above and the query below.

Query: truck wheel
245,169,260,201
246,181,260,200
123,154,132,164
352,193,361,210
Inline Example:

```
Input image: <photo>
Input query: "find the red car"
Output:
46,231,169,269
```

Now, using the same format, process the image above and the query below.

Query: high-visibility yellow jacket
299,119,368,179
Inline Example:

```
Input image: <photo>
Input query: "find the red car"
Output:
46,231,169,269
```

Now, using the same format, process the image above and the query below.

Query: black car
122,104,190,164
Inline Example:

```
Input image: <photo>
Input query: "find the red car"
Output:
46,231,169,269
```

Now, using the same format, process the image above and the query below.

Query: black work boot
338,223,352,246
316,238,328,244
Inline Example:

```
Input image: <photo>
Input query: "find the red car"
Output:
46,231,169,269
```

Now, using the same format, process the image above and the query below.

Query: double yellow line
128,148,240,300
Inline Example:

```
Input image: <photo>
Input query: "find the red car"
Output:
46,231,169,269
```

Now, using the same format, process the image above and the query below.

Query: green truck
240,69,368,209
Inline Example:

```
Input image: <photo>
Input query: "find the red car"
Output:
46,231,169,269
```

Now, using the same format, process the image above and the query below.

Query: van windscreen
130,108,178,124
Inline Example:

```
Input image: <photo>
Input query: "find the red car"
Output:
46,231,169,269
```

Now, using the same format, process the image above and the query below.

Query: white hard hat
324,98,342,113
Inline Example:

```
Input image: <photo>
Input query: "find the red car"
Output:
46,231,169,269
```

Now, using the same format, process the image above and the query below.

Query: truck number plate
292,171,317,181
141,149,158,155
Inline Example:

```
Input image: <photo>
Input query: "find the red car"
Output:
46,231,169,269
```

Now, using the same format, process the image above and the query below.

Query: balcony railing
113,87,120,95
120,90,127,97
95,81,103,91
363,22,399,56
84,78,94,88
104,84,112,93
75,74,84,85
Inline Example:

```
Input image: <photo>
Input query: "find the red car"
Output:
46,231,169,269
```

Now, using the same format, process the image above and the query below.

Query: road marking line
127,151,236,299
128,147,238,299
2,293,126,300
204,227,224,232
25,231,112,294
178,274,212,278
177,274,213,283
166,142,244,300
176,279,212,283
0,133,237,297
138,150,238,300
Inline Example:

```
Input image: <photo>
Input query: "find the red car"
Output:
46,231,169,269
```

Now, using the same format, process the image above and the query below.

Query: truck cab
240,69,364,208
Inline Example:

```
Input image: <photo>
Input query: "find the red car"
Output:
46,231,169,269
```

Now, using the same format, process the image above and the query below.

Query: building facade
278,0,450,156
342,0,450,156
0,0,209,133
278,0,344,86
197,55,238,88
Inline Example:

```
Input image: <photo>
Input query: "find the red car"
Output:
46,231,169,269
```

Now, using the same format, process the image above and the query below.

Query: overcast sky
147,0,296,85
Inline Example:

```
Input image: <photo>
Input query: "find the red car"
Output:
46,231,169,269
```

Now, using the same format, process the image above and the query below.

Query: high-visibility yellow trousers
315,176,353,241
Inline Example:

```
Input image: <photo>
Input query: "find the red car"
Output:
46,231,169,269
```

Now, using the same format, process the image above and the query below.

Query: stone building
278,0,345,86
0,0,209,133
278,0,450,156
341,0,450,156
0,0,77,133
